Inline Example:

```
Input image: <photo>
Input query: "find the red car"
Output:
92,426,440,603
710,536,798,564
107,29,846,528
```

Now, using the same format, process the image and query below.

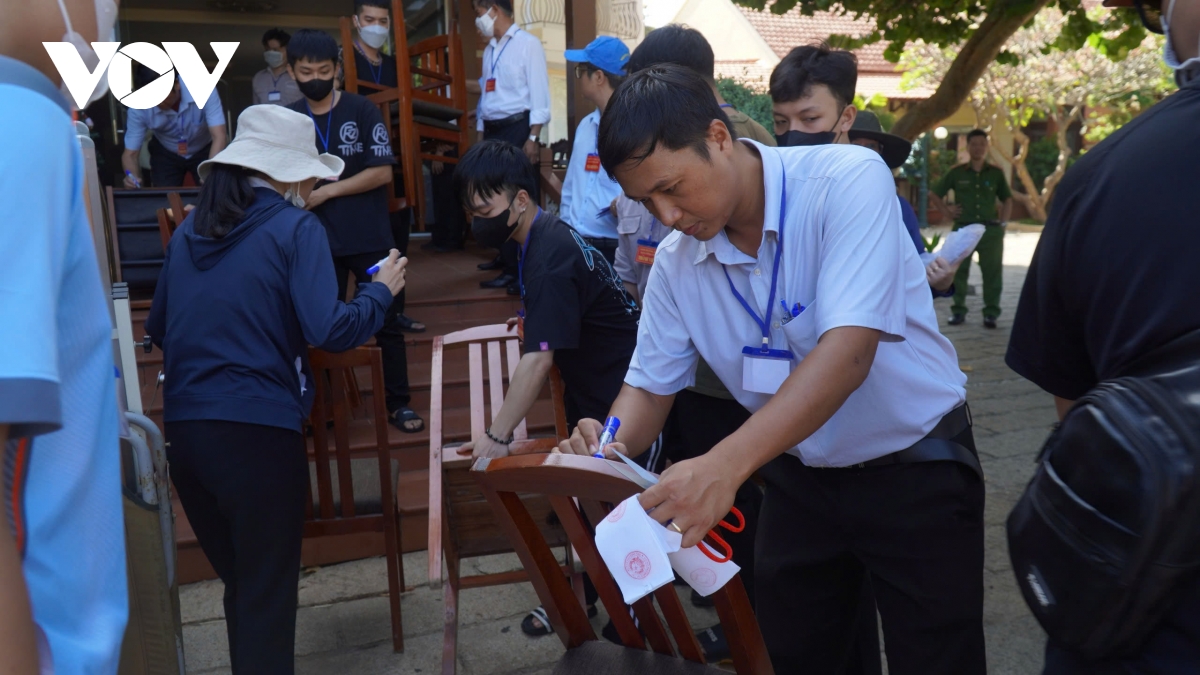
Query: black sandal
696,625,732,664
397,313,426,333
521,604,597,637
389,407,425,433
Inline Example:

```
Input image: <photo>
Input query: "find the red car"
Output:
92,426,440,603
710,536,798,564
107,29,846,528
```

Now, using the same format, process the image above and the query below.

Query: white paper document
594,495,741,604
920,223,987,266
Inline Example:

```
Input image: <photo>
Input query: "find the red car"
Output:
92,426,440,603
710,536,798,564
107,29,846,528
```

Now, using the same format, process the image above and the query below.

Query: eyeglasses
1135,0,1164,34
574,63,591,79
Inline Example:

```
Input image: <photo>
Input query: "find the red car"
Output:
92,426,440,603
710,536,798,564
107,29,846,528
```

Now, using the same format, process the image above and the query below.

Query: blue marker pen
125,170,141,188
593,416,620,458
365,255,391,276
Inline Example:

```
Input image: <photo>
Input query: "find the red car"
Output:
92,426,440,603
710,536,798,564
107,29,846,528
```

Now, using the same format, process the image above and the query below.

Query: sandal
397,314,426,333
696,625,732,664
389,407,425,433
521,604,597,637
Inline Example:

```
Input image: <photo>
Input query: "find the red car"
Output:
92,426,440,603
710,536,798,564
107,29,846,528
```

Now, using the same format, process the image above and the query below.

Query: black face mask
297,76,334,101
775,108,847,147
472,199,517,249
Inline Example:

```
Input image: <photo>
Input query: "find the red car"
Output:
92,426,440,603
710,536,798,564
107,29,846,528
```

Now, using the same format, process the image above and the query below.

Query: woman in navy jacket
145,105,407,674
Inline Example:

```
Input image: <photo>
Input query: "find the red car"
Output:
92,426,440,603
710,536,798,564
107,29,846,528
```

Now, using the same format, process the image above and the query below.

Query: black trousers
430,149,467,249
389,209,411,316
661,390,761,606
483,112,534,278
166,420,308,675
149,137,208,188
333,250,411,412
755,453,986,675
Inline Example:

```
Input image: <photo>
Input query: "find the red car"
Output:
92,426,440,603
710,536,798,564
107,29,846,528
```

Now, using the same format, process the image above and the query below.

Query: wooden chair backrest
428,324,569,583
472,453,774,674
154,192,187,250
305,347,395,529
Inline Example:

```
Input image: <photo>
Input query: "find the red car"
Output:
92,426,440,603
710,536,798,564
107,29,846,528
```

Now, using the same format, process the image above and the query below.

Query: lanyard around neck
490,30,518,78
722,169,787,350
517,207,541,300
355,41,384,84
304,98,334,153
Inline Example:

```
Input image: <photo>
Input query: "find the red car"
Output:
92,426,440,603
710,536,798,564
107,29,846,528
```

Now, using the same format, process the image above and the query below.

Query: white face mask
357,22,389,50
264,50,285,68
283,183,306,208
54,0,120,109
475,9,496,39
1162,0,1200,84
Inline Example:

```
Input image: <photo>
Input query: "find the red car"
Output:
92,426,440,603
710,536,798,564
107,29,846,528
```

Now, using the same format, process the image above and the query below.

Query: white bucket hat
198,105,344,183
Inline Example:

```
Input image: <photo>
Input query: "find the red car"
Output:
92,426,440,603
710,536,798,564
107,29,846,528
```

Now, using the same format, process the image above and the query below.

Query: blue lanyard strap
517,207,541,300
355,42,383,84
304,99,334,153
489,30,518,79
722,172,787,350
269,68,286,88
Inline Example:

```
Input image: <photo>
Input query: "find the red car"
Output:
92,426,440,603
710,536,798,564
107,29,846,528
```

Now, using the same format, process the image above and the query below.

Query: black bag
1007,329,1200,660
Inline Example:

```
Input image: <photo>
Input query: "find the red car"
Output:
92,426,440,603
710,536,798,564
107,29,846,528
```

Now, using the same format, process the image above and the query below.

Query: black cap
847,110,912,169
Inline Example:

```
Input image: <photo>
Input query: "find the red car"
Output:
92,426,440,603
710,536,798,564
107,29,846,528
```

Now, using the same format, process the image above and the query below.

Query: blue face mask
1162,0,1200,85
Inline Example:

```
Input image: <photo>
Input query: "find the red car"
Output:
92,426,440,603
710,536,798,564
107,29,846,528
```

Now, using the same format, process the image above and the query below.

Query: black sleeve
360,98,397,167
1005,172,1098,401
522,261,583,354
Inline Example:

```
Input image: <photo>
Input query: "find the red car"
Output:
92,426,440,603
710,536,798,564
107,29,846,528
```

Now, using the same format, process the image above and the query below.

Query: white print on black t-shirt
371,123,391,158
338,121,363,155
569,229,639,316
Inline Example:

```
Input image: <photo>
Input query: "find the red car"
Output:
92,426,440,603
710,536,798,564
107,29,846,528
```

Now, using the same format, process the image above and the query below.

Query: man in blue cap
560,36,630,264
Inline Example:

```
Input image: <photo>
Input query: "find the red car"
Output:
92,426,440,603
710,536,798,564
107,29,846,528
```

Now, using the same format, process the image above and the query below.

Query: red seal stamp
690,568,718,590
624,551,652,580
606,502,627,523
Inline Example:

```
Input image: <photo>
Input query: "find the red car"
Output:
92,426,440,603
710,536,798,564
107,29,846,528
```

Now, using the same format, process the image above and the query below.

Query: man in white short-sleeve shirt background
559,65,985,675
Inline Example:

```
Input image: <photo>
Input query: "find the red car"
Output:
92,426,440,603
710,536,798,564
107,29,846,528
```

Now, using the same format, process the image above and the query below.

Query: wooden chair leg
386,506,405,653
442,555,460,675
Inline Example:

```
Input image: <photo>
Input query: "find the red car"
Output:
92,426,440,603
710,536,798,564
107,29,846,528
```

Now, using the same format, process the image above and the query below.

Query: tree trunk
891,0,1053,141
1040,104,1082,209
991,114,1048,222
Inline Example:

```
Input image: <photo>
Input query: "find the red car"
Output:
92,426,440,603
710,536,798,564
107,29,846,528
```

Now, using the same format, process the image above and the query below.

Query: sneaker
983,316,998,329
948,313,966,326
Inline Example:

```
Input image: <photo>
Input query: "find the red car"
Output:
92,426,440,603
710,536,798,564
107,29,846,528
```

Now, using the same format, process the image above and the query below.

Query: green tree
732,0,1150,141
715,77,775,131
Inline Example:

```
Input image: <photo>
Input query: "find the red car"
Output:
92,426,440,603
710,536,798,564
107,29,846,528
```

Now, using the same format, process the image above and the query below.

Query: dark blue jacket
145,188,392,432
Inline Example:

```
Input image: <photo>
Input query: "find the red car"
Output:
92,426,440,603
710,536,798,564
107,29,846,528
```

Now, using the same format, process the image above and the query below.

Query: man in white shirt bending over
559,64,985,675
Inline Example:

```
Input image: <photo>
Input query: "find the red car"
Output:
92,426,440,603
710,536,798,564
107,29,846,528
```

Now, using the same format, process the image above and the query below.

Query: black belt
833,403,982,479
583,236,618,249
483,110,530,130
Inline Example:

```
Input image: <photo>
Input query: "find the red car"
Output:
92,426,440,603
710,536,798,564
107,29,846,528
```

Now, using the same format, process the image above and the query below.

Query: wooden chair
305,346,406,652
473,453,775,674
427,324,574,674
154,191,187,250
339,0,469,229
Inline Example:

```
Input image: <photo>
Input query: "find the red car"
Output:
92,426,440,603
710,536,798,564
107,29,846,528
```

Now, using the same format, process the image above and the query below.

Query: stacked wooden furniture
154,191,188,250
427,323,574,674
339,0,469,228
106,187,200,300
473,453,775,674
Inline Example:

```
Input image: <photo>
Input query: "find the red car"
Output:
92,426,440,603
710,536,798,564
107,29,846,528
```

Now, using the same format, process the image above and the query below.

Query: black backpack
1007,329,1200,660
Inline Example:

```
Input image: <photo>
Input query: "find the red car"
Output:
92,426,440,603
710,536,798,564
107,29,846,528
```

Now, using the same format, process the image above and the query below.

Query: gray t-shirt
252,67,303,107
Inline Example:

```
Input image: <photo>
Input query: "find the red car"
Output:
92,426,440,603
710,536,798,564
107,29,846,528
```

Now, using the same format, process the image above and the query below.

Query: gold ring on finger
669,522,683,534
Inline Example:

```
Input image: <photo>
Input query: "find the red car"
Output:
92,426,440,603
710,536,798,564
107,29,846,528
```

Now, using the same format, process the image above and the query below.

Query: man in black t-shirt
452,140,640,460
1006,1,1200,670
286,29,424,433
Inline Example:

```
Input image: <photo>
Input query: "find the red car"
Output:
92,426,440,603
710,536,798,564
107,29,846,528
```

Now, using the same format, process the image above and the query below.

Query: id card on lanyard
726,170,793,395
635,217,664,266
485,31,517,94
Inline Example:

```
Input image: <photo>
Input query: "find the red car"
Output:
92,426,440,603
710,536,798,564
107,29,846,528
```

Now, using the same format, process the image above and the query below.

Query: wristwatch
528,135,538,143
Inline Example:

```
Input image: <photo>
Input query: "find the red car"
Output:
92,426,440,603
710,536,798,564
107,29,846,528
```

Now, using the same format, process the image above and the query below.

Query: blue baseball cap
564,36,630,77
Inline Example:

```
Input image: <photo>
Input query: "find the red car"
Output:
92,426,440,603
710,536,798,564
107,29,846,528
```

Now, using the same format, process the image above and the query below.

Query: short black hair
261,28,290,48
769,43,857,108
453,140,538,210
625,24,714,80
472,0,514,16
583,63,626,90
354,0,390,14
287,29,339,67
967,129,989,141
598,64,733,175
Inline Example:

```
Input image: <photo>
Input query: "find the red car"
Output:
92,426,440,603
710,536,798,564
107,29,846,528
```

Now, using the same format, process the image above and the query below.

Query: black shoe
480,273,516,289
948,313,966,326
696,625,732,664
478,256,503,271
983,316,998,329
507,282,520,296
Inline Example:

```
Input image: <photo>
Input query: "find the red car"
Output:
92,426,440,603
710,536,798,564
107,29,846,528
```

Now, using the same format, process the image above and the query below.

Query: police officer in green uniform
929,129,1013,328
